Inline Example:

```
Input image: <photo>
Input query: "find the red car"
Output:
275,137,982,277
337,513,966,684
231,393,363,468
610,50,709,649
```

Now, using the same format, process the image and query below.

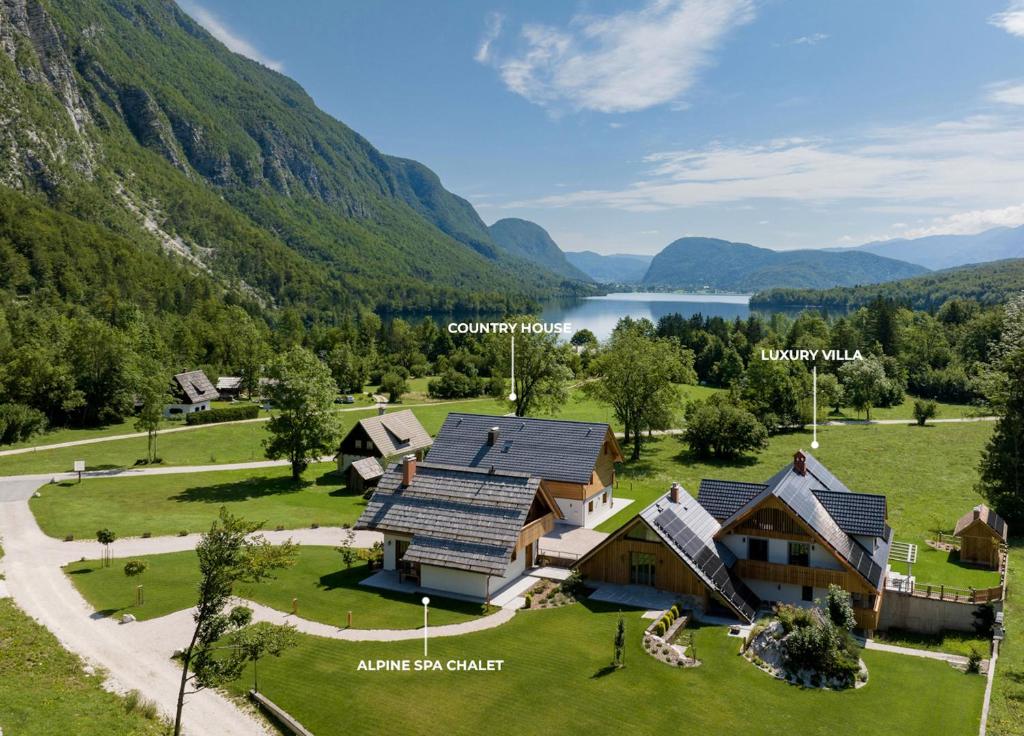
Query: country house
335,409,432,479
164,370,219,417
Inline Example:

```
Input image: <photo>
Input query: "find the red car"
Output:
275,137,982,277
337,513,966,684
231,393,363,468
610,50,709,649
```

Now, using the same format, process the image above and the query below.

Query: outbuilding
954,504,1008,569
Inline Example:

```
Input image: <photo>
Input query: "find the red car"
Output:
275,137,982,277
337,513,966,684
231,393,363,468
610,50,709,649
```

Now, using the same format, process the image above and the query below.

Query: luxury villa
426,413,624,528
577,450,892,629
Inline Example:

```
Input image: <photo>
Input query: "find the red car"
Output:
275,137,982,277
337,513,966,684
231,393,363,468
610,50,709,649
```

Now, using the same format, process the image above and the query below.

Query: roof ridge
415,462,539,481
445,412,611,429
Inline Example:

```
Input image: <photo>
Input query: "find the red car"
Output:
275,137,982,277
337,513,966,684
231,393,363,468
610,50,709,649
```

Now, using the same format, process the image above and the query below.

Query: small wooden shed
954,504,1008,569
348,457,384,496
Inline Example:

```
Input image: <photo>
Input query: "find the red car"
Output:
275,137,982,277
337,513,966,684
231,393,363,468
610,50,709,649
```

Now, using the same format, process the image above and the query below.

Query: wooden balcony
517,512,555,550
735,558,850,590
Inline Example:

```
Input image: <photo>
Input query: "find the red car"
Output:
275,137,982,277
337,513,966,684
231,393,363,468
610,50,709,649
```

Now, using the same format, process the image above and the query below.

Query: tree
337,528,358,569
379,371,408,403
97,528,116,568
327,343,368,394
234,621,299,692
570,328,598,350
172,509,297,736
613,614,626,668
263,347,343,481
133,367,169,464
740,343,810,432
125,559,149,606
839,357,888,420
682,395,769,459
816,373,844,417
977,349,1024,525
913,399,938,426
585,328,692,460
825,584,856,631
493,319,573,417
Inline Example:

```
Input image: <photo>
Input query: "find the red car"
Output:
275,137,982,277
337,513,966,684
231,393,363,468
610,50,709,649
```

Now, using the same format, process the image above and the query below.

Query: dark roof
638,487,760,622
697,480,767,521
954,504,1008,540
719,451,889,589
354,463,541,576
811,488,887,537
427,413,618,485
350,456,384,481
171,370,219,404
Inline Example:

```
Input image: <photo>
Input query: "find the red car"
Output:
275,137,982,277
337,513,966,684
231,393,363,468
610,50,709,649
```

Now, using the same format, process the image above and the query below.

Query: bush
178,529,189,537
559,569,585,597
123,559,148,577
780,606,860,686
0,402,48,445
913,399,939,426
683,395,769,459
825,585,856,631
656,621,666,636
967,646,983,673
184,403,259,426
524,594,532,609
427,369,483,399
379,372,408,403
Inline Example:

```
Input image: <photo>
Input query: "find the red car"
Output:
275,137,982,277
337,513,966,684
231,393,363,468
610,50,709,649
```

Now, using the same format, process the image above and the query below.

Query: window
603,493,608,504
788,542,811,567
802,585,814,602
625,523,661,543
629,552,656,586
588,499,594,513
511,547,517,562
748,538,769,562
355,439,362,449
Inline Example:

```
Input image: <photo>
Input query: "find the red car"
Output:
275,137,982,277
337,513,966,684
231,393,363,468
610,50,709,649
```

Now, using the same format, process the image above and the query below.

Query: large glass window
788,542,811,567
629,552,656,586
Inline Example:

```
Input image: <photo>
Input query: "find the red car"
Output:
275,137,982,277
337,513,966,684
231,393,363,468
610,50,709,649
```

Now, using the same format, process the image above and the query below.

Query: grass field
64,546,488,629
871,628,991,657
989,541,1023,736
601,422,1002,589
0,599,165,735
829,395,986,421
31,463,362,539
221,601,985,736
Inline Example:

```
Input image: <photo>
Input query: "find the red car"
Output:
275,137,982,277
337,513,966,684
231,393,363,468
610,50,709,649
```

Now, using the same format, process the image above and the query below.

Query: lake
540,292,752,341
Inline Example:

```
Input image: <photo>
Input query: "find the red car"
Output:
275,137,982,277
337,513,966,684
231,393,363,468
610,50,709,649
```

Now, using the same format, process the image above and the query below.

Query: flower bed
641,604,700,668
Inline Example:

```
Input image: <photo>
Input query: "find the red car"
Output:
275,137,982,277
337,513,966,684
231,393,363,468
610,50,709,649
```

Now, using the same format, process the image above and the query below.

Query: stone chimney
793,450,807,476
669,482,681,504
402,454,417,485
487,426,500,446
377,404,386,416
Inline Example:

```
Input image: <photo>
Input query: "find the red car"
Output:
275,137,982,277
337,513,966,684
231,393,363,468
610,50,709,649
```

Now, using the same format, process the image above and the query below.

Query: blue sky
181,0,1024,255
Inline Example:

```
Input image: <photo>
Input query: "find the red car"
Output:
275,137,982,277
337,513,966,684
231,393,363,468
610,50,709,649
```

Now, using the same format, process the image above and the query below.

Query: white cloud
896,203,1024,238
988,80,1024,105
475,12,505,63
481,0,755,113
181,2,283,71
790,32,829,45
991,1,1024,37
501,114,1024,221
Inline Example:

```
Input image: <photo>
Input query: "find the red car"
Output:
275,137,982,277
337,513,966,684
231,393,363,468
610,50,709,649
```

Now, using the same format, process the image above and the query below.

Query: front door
525,543,533,568
629,552,656,586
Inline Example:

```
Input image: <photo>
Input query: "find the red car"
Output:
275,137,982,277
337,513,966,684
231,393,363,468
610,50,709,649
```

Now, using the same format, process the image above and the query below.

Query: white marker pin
508,335,517,402
811,366,820,450
422,596,430,657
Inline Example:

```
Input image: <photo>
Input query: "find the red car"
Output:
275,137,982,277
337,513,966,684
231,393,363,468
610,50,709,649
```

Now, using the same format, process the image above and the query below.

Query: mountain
487,219,591,282
642,237,928,292
750,258,1024,311
0,0,590,322
846,226,1024,270
564,251,654,283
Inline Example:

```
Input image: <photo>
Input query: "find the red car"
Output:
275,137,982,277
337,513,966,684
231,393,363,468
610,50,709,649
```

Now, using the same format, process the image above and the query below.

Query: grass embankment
0,599,166,735
989,540,1023,736
602,422,1001,589
31,463,360,540
222,603,985,736
64,546,487,629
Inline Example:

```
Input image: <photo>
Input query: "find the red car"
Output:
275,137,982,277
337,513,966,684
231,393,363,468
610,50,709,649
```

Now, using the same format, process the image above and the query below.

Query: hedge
184,404,259,426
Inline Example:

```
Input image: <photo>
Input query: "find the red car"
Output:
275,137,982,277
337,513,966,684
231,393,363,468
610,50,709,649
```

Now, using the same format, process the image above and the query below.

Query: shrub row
185,404,259,426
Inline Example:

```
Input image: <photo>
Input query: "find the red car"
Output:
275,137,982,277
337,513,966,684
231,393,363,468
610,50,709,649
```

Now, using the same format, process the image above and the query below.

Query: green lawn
31,463,364,539
64,546,488,629
828,394,987,421
601,422,1002,589
871,628,991,658
0,599,165,735
989,540,1023,736
222,602,985,736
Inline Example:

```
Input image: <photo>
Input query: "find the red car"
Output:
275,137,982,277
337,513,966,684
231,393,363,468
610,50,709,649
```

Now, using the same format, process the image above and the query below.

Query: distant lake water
540,292,752,341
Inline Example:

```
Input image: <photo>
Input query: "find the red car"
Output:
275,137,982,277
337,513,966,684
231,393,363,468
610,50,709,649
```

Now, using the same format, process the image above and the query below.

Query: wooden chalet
954,504,1008,569
165,370,219,417
578,450,892,630
335,409,432,474
355,456,563,601
348,456,384,495
427,414,624,528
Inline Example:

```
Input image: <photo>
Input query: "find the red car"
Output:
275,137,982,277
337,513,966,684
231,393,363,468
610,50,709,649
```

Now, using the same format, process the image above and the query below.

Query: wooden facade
540,433,620,502
734,559,864,593
578,520,710,604
958,520,1002,569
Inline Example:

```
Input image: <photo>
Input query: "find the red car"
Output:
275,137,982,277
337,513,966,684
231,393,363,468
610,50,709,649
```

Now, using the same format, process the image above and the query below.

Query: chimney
974,506,983,521
377,404,386,416
793,450,807,476
487,426,500,446
669,482,681,504
402,454,417,486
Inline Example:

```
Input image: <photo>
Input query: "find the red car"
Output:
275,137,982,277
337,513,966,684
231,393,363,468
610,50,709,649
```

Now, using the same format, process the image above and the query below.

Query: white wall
420,565,490,599
555,485,613,527
383,533,400,570
162,401,210,418
719,533,843,570
743,579,828,608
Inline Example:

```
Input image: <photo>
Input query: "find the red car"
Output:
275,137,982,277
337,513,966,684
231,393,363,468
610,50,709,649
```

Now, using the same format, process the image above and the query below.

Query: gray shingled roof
697,480,767,521
350,456,384,481
216,376,243,391
171,370,219,404
354,410,433,458
355,463,541,576
954,504,1008,540
639,487,760,622
427,413,616,485
718,451,890,589
811,488,887,537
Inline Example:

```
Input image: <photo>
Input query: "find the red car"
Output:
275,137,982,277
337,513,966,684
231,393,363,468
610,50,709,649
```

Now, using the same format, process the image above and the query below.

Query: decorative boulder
120,613,136,624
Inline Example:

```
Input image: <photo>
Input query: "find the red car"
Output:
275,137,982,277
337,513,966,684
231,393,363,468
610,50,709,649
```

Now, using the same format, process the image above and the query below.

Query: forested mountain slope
488,218,592,281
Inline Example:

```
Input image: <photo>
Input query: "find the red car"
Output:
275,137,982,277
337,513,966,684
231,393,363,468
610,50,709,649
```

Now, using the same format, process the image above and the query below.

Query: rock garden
642,604,700,667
